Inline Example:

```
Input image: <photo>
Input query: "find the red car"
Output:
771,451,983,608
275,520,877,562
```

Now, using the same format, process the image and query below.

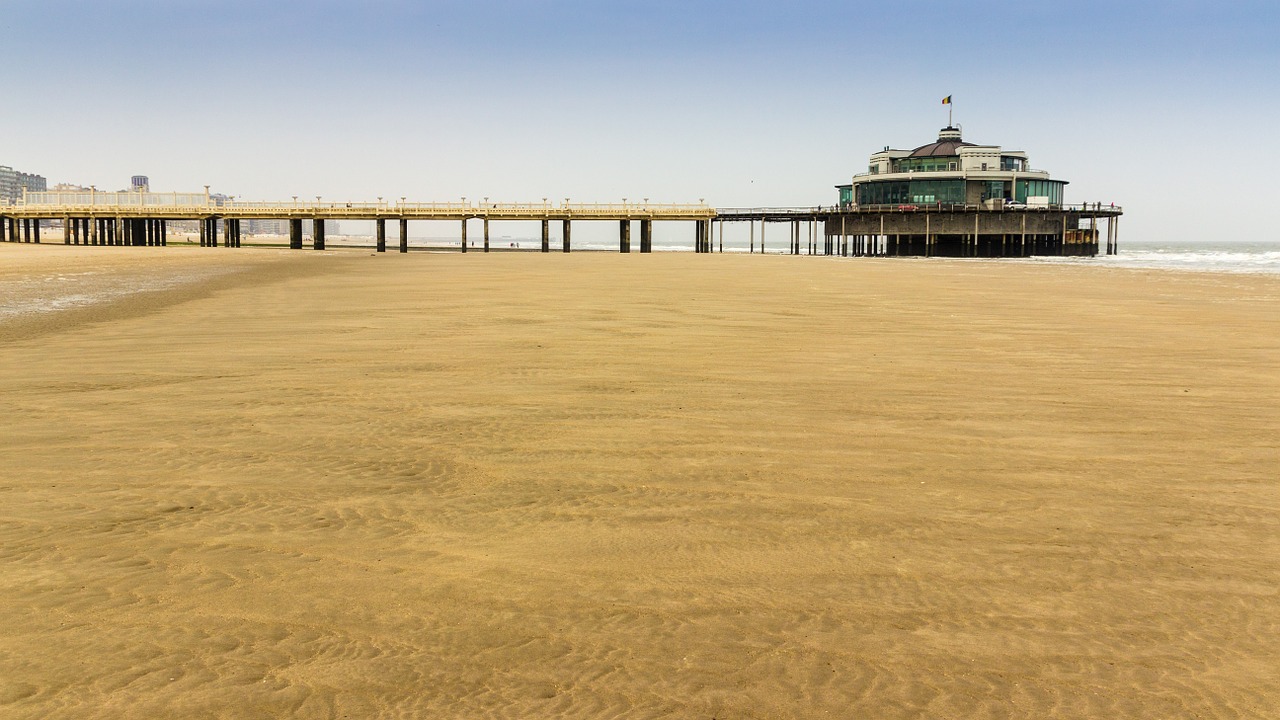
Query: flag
942,95,952,105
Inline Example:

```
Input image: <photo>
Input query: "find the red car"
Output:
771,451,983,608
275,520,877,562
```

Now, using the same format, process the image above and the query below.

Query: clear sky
4,0,1278,243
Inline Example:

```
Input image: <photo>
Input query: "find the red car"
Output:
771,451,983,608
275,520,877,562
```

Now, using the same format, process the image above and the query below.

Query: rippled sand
2,243,1277,718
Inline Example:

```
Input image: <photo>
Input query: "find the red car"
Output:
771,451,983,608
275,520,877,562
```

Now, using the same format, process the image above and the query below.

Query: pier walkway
1,192,1122,257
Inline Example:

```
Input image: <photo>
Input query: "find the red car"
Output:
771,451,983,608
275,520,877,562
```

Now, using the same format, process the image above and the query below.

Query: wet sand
2,243,1277,718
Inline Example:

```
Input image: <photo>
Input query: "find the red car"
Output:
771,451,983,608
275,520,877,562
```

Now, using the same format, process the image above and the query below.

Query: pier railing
14,192,715,219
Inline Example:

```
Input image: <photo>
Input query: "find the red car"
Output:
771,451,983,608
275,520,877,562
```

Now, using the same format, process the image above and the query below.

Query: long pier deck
1,192,1122,256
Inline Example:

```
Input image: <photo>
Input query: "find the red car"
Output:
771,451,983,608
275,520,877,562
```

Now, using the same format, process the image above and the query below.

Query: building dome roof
909,126,975,157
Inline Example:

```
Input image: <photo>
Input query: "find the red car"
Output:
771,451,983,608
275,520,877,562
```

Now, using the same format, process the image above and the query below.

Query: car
896,204,919,211
1005,201,1025,209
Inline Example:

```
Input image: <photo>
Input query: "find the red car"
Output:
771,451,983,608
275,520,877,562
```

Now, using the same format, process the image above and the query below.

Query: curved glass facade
1015,180,1065,205
857,179,964,206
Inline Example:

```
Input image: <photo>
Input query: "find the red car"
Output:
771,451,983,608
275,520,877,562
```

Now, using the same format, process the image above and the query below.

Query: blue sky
5,0,1279,242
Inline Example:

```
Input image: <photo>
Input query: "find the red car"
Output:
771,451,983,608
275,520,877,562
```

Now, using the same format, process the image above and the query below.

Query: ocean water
1085,240,1280,275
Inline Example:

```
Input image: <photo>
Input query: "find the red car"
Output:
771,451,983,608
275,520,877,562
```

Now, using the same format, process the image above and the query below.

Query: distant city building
324,219,342,236
838,126,1066,208
131,175,150,192
51,183,92,192
246,219,288,235
0,165,47,204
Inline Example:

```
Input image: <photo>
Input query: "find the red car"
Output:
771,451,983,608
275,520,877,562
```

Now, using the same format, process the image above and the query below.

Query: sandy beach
1,243,1277,718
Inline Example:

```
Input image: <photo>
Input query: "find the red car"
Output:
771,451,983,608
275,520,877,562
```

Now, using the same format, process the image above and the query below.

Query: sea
640,237,1280,275
1036,239,1280,275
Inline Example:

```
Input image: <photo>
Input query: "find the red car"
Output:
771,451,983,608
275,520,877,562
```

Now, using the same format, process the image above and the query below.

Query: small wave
1094,249,1280,275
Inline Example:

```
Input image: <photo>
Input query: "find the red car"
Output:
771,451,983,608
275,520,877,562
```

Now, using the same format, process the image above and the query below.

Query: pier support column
63,217,71,244
1112,216,1119,255
718,218,723,253
90,218,99,245
484,218,491,253
460,218,467,252
541,219,549,252
161,220,167,246
620,219,630,253
199,217,207,247
376,218,386,252
398,218,407,253
562,219,571,253
640,219,652,253
289,219,303,249
749,220,755,253
313,218,325,250
33,219,40,243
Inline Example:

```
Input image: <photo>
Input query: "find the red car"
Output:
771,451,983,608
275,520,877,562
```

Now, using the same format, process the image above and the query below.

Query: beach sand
2,243,1277,718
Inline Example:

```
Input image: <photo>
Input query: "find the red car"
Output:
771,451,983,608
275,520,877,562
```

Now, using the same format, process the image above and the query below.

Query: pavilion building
837,126,1066,210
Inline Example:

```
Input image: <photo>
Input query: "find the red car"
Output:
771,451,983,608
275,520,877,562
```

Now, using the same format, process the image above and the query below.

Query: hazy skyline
5,0,1279,243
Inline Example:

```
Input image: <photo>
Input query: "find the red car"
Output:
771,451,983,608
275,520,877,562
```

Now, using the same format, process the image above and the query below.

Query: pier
714,203,1123,257
1,191,1121,257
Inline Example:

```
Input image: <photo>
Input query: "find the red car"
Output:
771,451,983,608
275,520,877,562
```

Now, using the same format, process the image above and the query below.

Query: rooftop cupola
909,126,975,157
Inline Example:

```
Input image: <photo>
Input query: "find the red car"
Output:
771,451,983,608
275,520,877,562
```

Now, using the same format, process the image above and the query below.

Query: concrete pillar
541,219,549,253
313,218,325,250
376,218,386,252
399,218,407,253
640,219,652,253
33,218,40,243
484,217,491,253
460,218,467,252
91,217,100,245
161,219,168,246
749,219,754,253
289,218,303,249
760,219,765,253
620,219,630,253
562,219,571,253
199,217,207,247
1112,216,1119,255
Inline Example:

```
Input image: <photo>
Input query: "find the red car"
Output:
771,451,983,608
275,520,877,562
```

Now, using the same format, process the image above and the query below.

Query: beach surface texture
2,244,1277,718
